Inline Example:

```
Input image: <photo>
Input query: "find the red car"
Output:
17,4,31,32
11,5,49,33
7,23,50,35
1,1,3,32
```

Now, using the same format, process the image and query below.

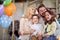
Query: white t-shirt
30,23,43,35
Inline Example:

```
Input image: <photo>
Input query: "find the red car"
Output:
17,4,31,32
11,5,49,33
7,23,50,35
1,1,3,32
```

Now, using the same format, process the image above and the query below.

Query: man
37,4,47,17
37,4,47,25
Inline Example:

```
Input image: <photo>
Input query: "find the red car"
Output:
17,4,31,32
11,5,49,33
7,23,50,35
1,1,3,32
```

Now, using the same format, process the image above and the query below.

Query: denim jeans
42,35,56,40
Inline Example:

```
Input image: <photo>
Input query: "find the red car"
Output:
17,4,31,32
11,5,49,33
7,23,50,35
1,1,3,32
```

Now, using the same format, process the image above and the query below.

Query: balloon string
3,28,5,40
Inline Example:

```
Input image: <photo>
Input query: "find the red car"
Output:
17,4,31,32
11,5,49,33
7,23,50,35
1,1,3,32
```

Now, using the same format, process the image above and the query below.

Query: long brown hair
44,10,56,25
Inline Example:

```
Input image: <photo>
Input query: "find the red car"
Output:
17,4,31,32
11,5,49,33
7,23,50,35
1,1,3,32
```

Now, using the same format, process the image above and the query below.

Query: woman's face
32,16,39,24
39,7,46,16
29,8,35,15
45,12,52,21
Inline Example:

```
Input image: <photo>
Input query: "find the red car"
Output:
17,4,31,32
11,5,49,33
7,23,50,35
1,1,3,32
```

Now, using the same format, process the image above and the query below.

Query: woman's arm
23,29,35,35
18,18,25,35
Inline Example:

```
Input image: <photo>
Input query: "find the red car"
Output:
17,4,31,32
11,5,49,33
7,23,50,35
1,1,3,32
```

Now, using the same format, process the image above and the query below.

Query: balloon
3,0,12,6
4,3,16,16
0,15,12,28
0,5,4,16
0,22,1,26
0,17,1,26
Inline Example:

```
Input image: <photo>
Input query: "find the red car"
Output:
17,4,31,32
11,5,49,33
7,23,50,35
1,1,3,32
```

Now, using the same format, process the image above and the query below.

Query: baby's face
32,16,39,24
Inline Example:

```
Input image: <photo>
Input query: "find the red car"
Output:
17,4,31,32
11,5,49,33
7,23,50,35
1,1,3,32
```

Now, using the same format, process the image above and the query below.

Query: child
30,14,43,40
42,11,57,40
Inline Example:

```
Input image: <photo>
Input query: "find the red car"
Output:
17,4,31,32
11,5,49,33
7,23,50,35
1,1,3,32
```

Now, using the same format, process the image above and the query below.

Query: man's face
39,7,46,16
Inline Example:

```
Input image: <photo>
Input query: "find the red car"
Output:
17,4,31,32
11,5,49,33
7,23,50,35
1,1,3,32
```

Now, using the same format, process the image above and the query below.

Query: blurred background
0,0,60,40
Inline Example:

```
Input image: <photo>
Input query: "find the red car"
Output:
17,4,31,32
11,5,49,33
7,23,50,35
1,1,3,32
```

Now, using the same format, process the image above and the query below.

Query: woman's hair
43,10,56,25
22,6,35,19
31,14,40,19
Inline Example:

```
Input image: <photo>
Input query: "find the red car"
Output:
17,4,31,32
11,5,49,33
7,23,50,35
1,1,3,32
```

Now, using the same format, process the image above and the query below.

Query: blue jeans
42,35,56,40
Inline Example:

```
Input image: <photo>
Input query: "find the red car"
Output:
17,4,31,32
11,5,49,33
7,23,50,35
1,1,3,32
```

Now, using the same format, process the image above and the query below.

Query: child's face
32,16,39,24
45,12,52,21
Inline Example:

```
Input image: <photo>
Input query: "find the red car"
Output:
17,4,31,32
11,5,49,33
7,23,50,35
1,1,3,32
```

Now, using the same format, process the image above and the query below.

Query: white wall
43,0,56,8
12,3,24,20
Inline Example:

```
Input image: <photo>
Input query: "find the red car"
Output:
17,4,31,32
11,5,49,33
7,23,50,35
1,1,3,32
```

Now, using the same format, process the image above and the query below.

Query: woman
42,10,57,40
18,6,36,40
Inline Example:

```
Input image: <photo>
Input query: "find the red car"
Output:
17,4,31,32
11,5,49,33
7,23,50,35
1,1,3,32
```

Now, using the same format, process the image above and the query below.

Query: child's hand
42,34,50,38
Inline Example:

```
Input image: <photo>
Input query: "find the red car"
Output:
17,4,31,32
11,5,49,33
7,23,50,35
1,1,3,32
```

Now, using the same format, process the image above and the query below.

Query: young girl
30,14,43,40
42,10,57,40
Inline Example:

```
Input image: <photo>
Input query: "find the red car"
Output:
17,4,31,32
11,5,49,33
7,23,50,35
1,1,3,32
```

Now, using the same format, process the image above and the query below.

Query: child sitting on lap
30,14,43,40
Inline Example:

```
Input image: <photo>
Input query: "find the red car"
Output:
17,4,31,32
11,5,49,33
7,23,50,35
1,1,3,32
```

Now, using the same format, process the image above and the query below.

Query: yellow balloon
4,3,16,16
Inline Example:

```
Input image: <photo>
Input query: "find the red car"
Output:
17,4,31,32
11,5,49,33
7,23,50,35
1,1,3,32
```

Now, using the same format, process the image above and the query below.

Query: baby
30,14,43,40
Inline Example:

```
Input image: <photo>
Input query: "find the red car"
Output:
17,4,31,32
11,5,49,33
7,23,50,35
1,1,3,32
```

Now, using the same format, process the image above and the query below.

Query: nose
46,16,49,19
